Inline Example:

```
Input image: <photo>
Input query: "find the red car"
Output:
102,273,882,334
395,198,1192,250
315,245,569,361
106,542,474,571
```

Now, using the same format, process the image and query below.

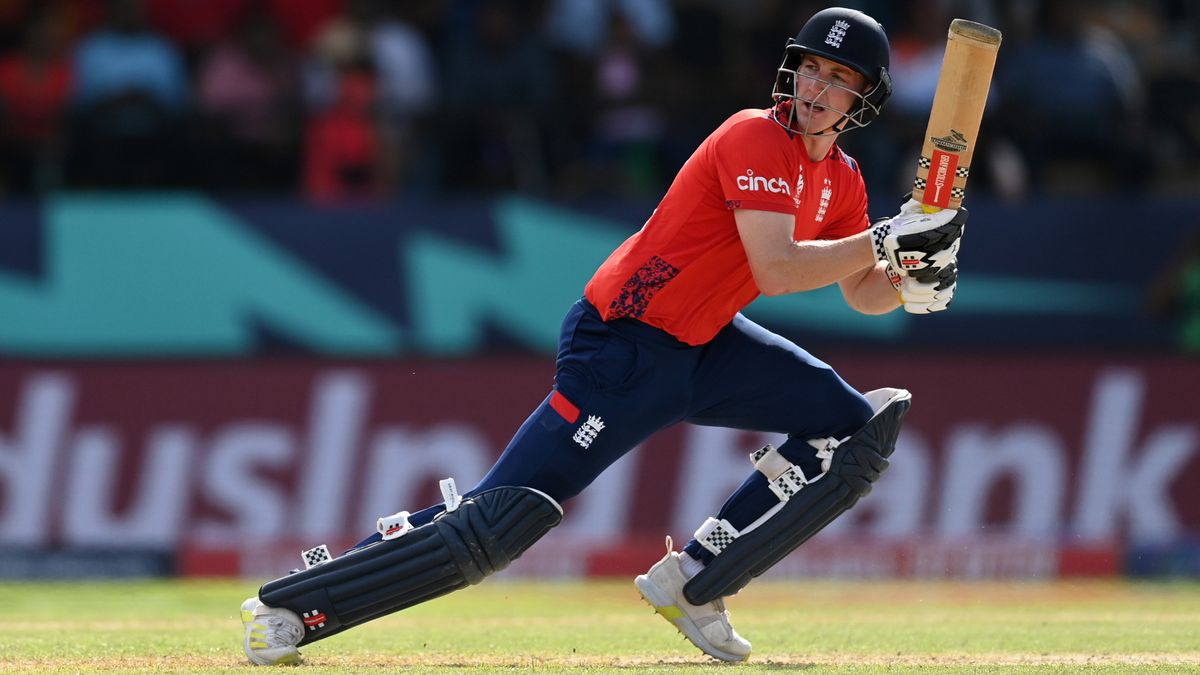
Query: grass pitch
0,578,1197,673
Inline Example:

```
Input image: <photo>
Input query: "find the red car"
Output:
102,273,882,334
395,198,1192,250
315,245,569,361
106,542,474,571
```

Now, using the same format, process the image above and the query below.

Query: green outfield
0,579,1197,673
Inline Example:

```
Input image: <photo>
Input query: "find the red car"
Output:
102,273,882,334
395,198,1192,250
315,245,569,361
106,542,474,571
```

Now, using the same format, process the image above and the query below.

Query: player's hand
899,261,957,314
870,199,966,283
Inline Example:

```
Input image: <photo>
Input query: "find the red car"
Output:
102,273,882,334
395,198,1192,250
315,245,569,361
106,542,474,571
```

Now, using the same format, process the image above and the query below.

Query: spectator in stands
303,68,381,201
864,0,1025,201
71,0,187,113
586,13,667,196
366,3,436,124
0,0,1188,201
995,0,1148,192
545,0,674,56
851,0,949,200
65,0,189,187
1109,1,1200,192
305,0,438,193
196,10,301,192
0,9,73,193
368,3,437,192
439,0,555,192
301,13,383,202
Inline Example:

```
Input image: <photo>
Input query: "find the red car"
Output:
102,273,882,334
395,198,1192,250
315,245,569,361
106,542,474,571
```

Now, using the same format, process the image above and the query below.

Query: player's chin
804,116,839,136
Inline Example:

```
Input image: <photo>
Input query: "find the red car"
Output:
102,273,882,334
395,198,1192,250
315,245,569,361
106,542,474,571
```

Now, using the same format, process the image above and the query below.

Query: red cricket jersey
584,107,870,345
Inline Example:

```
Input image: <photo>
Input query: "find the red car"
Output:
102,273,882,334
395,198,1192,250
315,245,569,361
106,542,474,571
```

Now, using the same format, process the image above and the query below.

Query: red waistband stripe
549,390,580,424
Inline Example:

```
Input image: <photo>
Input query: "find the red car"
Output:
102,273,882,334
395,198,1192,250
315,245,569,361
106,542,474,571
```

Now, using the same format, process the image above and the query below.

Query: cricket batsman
240,6,964,664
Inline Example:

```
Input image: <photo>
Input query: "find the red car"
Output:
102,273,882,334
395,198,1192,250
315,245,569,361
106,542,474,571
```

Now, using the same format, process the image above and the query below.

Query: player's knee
836,441,891,496
812,371,875,438
841,391,874,435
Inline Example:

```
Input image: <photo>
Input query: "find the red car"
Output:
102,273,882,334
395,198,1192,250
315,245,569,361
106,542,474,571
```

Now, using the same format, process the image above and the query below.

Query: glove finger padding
900,258,957,313
902,280,955,314
923,261,958,290
872,203,968,278
886,220,962,271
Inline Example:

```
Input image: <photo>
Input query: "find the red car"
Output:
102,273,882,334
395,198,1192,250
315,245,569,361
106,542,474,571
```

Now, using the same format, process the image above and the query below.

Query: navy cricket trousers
363,298,873,554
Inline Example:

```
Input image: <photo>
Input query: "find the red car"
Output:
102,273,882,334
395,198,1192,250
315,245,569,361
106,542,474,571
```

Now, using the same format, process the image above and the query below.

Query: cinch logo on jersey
825,19,850,48
736,169,791,195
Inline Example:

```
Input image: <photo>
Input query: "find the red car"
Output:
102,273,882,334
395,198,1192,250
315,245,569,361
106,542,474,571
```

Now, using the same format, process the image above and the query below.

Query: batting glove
870,199,966,283
899,261,958,314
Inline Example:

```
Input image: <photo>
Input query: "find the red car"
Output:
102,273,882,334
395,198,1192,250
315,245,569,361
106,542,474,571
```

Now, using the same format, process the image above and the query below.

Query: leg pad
259,486,562,645
683,390,910,605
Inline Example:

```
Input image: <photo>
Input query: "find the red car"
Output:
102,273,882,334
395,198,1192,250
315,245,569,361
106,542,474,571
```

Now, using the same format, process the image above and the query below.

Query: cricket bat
912,19,1002,212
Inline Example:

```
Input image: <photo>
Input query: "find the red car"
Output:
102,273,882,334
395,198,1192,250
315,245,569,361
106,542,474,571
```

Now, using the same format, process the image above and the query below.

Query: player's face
793,54,867,132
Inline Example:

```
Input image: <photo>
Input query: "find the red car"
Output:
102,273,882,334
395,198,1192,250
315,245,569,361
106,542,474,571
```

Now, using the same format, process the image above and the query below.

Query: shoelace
258,614,303,648
712,597,732,618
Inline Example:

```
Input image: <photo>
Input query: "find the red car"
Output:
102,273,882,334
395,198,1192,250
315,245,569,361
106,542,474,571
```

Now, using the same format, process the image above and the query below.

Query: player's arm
734,208,877,296
838,261,902,314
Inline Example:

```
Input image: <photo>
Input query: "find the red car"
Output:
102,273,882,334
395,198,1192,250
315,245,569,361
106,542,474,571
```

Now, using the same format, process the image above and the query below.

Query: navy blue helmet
773,7,893,134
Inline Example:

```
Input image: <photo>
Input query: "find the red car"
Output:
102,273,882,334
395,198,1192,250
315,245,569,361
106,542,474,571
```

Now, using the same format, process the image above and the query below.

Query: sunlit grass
0,579,1197,673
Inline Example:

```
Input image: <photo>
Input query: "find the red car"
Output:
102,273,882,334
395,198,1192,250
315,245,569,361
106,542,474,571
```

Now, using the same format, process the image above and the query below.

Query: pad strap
440,477,463,512
695,517,740,556
750,444,811,501
301,544,332,569
806,438,839,472
376,511,411,540
695,444,825,558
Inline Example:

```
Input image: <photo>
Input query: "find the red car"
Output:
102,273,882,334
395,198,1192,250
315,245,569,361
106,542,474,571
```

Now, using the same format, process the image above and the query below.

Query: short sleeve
712,116,799,215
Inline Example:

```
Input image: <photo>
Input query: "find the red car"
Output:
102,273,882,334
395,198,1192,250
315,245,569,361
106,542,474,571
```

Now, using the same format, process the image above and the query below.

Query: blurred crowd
0,0,1197,201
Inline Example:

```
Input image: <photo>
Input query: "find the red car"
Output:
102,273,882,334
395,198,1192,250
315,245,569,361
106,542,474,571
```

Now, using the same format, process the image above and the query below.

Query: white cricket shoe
634,536,752,662
241,596,304,666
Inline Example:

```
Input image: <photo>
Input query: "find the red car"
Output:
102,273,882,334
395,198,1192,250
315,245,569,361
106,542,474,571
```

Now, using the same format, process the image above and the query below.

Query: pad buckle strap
695,516,739,556
440,477,463,512
807,437,842,472
749,445,810,501
377,511,412,540
301,544,333,569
